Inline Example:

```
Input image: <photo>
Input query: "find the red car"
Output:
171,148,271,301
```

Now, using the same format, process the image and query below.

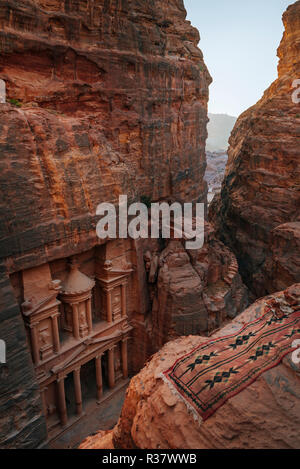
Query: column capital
57,374,66,383
51,313,60,319
29,322,39,329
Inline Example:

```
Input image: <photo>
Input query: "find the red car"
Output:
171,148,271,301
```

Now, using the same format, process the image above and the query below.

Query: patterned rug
162,308,300,422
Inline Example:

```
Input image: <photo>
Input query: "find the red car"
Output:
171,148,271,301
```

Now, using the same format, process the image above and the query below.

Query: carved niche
21,264,62,364
96,260,133,323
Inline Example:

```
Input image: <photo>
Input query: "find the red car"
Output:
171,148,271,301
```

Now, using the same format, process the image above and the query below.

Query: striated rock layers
80,283,300,450
210,0,300,297
0,0,213,449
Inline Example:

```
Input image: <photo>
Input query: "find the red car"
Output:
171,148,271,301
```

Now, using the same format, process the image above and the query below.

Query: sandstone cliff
142,222,249,354
210,0,300,297
79,2,300,451
0,0,212,271
80,283,300,450
0,0,212,448
128,220,250,374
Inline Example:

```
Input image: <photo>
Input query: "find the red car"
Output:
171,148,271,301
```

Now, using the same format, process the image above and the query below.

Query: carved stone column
95,355,103,401
107,290,113,323
86,298,93,334
121,283,127,318
51,314,60,353
57,377,68,426
108,347,115,389
40,387,48,418
29,323,40,364
72,303,80,340
121,339,128,379
73,368,83,416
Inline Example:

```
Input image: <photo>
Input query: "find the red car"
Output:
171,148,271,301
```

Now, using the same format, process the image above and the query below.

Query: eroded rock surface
144,222,249,352
80,284,300,450
0,0,212,269
210,0,300,297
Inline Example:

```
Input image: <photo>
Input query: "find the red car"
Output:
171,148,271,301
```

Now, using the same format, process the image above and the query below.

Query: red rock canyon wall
210,0,300,297
0,0,213,448
80,1,300,450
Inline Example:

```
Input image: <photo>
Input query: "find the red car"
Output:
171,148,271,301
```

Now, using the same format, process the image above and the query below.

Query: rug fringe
159,372,203,426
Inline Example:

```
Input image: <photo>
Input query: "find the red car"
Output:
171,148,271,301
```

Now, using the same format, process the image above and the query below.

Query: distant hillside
206,113,237,152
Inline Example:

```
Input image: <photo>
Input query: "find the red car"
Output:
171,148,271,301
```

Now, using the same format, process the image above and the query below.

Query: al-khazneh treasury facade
9,240,136,440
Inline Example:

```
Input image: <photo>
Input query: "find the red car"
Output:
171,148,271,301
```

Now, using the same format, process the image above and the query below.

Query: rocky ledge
80,283,300,450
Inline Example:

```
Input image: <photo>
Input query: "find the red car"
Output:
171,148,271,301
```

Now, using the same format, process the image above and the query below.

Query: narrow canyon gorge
210,1,300,297
0,0,299,450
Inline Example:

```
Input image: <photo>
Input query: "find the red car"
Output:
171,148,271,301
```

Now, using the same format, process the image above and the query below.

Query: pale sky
184,0,292,117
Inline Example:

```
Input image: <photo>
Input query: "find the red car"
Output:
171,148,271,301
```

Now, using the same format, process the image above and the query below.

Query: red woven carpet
163,309,300,422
